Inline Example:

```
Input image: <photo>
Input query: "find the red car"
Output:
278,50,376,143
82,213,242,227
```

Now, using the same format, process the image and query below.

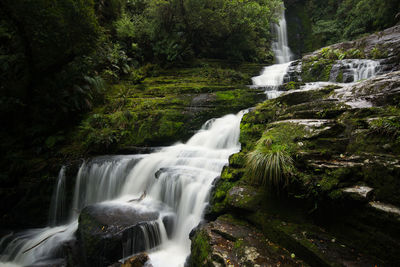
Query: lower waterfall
0,112,245,267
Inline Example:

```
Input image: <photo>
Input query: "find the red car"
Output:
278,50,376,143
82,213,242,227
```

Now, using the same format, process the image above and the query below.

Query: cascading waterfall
0,4,384,267
0,112,245,267
71,155,145,217
272,7,293,64
48,166,66,226
251,6,293,98
329,59,379,82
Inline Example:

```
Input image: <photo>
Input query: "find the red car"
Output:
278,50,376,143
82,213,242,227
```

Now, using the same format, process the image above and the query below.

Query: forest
0,0,398,156
1,0,400,266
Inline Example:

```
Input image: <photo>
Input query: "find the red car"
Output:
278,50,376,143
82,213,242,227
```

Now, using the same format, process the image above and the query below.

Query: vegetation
286,0,400,54
246,136,294,190
0,0,282,153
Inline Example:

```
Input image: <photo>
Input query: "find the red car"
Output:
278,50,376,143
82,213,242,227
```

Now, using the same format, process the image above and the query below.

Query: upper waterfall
272,7,293,64
251,5,293,98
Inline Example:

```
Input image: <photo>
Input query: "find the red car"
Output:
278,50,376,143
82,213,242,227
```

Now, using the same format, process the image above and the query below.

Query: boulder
77,202,160,267
226,185,265,212
189,215,305,267
122,253,150,267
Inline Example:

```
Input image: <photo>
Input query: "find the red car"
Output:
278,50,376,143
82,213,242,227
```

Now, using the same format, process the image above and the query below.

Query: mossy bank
190,28,400,266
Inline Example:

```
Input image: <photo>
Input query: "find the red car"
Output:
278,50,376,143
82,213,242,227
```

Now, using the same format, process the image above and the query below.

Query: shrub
246,137,294,191
369,117,400,138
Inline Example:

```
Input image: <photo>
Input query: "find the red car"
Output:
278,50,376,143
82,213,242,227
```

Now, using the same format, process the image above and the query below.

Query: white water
251,6,293,98
329,59,379,82
272,7,293,64
48,166,66,226
0,112,245,267
1,4,384,267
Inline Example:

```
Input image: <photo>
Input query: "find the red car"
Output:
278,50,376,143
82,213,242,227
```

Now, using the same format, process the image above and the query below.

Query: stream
0,5,381,267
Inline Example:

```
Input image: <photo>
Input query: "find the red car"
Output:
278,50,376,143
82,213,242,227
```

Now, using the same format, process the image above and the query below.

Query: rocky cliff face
190,26,400,266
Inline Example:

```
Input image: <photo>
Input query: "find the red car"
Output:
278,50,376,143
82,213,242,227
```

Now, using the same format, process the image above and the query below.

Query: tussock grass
246,137,294,190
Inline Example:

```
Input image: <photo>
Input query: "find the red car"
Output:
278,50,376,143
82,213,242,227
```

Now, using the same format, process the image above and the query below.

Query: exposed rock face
330,71,400,108
77,203,161,267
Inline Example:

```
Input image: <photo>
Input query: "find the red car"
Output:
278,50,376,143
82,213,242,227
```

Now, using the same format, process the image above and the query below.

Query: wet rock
286,60,303,82
121,253,150,267
329,59,381,83
189,215,305,267
162,213,176,239
305,25,400,71
342,185,374,199
25,258,67,267
77,203,159,267
331,71,400,108
369,201,400,217
226,185,265,212
108,253,151,267
246,211,381,267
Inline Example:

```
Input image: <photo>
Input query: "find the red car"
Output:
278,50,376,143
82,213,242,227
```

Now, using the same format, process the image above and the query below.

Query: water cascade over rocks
251,7,294,99
0,4,386,267
48,166,67,227
329,59,380,83
0,112,245,267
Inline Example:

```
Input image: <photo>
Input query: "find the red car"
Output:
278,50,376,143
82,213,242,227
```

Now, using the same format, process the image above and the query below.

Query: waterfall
70,155,145,218
251,5,293,98
1,4,384,267
329,59,380,82
48,166,66,226
272,7,293,64
0,112,245,267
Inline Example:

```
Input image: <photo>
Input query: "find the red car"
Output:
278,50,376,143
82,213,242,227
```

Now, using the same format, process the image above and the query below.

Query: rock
342,185,374,200
161,213,176,239
189,215,305,267
304,25,400,70
369,201,400,217
121,253,150,267
77,202,160,267
331,71,400,108
226,185,265,212
25,258,67,267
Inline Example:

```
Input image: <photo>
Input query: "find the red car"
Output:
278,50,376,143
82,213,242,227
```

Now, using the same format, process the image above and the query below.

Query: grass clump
246,137,294,191
369,117,400,139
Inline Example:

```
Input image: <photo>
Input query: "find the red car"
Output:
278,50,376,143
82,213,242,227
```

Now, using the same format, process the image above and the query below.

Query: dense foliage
0,0,398,179
0,0,282,151
286,0,400,53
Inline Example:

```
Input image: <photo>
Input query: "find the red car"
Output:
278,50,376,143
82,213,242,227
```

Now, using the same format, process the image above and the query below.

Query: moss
284,81,303,90
226,185,266,211
301,58,334,83
233,238,246,258
261,123,307,154
229,152,246,167
62,60,263,155
335,70,343,83
318,176,340,192
247,211,337,267
362,164,400,206
209,179,236,214
190,230,212,267
370,45,388,59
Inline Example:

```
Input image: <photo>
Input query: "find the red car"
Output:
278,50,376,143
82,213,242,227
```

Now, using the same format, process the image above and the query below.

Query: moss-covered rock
77,203,160,267
189,215,305,267
64,60,264,155
200,51,400,265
